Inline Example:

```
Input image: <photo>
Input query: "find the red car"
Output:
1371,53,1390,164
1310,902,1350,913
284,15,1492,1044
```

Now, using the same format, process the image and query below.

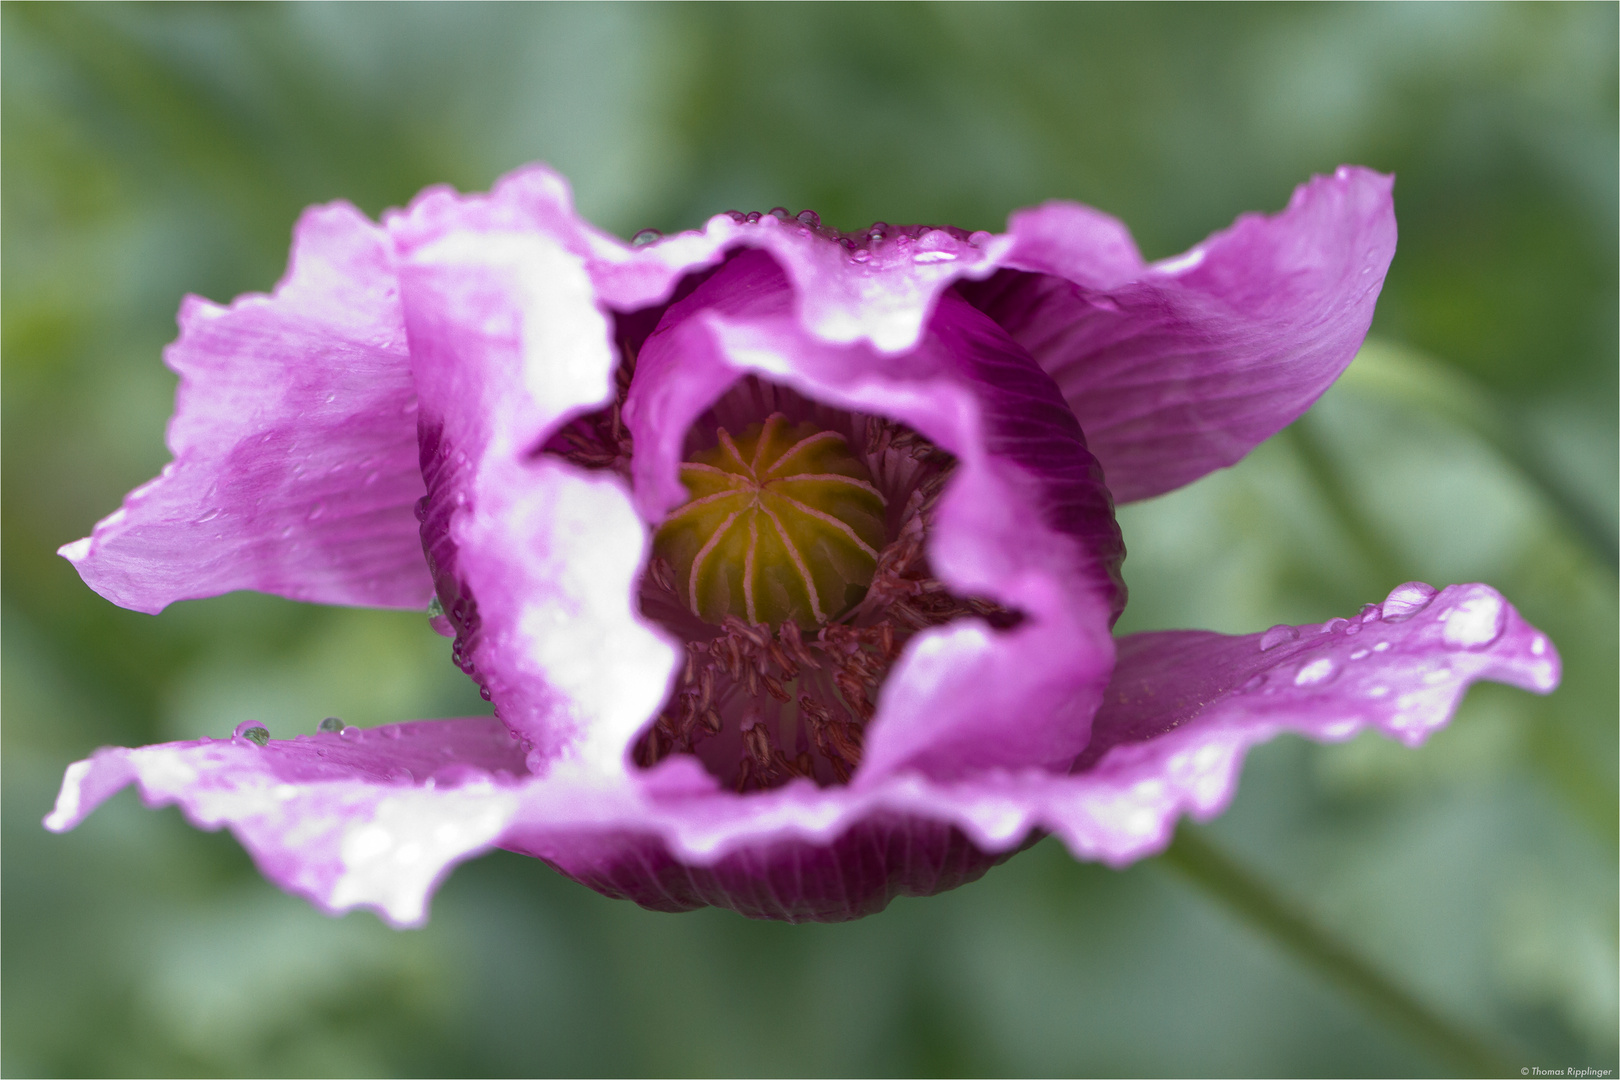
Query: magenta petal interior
624,250,1124,781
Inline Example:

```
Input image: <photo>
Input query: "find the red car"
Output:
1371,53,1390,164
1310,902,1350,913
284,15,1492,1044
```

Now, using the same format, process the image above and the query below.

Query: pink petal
393,189,680,769
1045,581,1559,863
44,719,528,927
966,166,1397,502
44,583,1556,922
59,203,433,613
389,163,1015,356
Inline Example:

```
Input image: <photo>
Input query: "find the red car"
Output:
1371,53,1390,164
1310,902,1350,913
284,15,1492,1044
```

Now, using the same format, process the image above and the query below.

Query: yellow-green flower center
653,414,887,627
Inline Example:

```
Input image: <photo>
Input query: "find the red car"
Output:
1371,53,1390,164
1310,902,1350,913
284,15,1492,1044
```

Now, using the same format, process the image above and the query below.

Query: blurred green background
3,3,1615,1076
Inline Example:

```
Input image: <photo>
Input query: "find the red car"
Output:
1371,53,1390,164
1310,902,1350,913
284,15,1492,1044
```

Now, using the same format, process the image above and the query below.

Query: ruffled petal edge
47,583,1556,922
60,202,433,614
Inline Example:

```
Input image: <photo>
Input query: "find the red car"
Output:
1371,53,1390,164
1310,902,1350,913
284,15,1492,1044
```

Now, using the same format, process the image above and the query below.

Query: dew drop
1259,624,1299,651
1373,641,1392,653
1322,617,1349,634
1358,603,1381,623
1238,673,1267,693
851,249,871,263
796,210,820,227
1441,591,1506,649
318,716,345,734
1294,657,1337,687
631,228,663,247
479,686,493,701
234,721,270,746
385,766,415,784
1381,581,1437,622
1350,648,1370,660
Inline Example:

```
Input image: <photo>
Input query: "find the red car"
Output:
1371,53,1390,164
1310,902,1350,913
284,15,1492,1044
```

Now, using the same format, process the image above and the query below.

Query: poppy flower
46,164,1558,925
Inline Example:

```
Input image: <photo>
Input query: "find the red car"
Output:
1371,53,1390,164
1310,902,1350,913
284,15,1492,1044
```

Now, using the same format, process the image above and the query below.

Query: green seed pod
653,414,887,627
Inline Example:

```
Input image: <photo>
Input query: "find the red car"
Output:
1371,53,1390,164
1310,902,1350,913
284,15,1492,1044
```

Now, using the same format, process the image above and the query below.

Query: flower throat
546,368,1018,793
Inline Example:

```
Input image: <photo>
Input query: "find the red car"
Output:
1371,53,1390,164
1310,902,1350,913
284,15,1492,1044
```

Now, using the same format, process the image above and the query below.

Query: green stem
1160,827,1514,1078
1283,418,1409,588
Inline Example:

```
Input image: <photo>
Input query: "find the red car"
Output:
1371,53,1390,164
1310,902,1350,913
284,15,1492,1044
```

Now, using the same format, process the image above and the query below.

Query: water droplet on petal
1260,624,1299,651
1381,581,1437,621
1294,657,1337,687
318,716,345,734
1238,673,1267,693
386,766,415,784
851,249,871,263
1350,648,1370,660
340,725,359,740
1322,617,1349,634
234,721,270,746
479,686,493,701
1358,603,1381,623
796,210,820,227
1373,641,1392,653
1441,591,1506,649
631,228,663,247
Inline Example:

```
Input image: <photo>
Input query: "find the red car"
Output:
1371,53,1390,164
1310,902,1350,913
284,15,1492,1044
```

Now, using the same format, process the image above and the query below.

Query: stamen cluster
546,344,1016,791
